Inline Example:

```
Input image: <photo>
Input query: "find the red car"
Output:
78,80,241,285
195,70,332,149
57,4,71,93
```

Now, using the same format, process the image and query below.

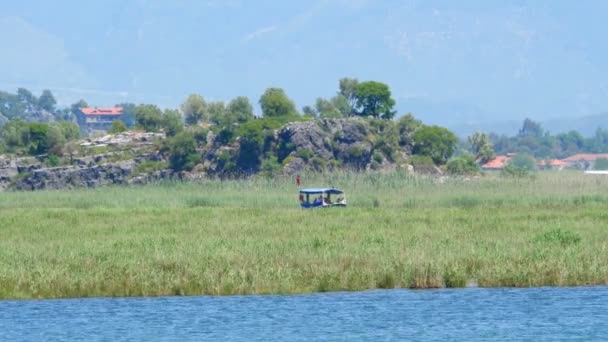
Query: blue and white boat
299,187,347,208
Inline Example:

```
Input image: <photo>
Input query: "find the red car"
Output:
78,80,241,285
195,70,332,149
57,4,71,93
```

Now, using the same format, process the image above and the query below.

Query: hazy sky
1,0,607,126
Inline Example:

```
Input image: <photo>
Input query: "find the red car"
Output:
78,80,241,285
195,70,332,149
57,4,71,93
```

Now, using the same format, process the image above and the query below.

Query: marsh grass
1,170,608,299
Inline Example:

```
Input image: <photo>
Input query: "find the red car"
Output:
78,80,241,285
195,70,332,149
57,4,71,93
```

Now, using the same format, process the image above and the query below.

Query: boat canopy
299,187,344,195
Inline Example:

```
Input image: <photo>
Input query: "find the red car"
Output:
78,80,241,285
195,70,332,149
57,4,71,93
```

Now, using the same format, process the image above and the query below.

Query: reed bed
1,171,608,299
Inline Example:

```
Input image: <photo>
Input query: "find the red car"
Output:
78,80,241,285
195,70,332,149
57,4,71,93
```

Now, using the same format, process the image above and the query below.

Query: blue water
1,287,607,341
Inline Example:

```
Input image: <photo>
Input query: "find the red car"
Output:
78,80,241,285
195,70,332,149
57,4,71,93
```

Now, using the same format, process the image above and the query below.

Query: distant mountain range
397,98,608,137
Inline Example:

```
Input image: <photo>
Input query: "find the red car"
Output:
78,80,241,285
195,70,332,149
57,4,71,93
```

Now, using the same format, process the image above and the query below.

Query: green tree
167,131,200,171
468,132,494,164
302,105,317,118
259,88,297,118
446,153,480,175
315,98,343,119
181,94,207,125
109,119,128,134
353,81,396,119
28,123,50,155
46,124,66,156
207,101,226,125
331,95,350,117
115,102,136,127
161,109,184,137
17,88,37,106
518,118,544,138
38,90,57,112
135,104,163,132
412,125,458,164
508,153,537,171
396,113,422,147
338,77,359,115
226,96,254,123
56,121,80,141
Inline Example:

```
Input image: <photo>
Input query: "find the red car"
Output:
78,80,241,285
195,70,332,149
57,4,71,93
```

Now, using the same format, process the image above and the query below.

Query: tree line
4,80,608,176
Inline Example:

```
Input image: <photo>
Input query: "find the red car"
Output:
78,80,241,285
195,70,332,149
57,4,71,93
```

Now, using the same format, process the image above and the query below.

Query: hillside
0,118,433,191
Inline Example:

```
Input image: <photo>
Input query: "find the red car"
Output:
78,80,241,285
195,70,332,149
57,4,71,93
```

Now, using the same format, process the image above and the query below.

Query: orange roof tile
482,155,511,169
81,107,123,116
538,159,569,167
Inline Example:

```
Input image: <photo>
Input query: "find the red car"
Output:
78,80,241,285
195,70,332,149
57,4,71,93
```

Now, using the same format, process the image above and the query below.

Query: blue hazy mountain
1,1,607,130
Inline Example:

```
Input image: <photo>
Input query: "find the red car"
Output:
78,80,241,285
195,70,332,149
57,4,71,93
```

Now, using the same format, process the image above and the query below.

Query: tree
331,95,350,117
226,96,254,123
446,153,479,175
503,153,536,176
109,119,128,134
259,88,297,118
396,113,422,147
135,104,163,132
468,132,494,164
518,118,543,138
116,102,136,127
315,98,343,119
38,90,57,112
167,131,200,171
412,125,458,165
338,77,359,115
207,101,226,125
46,124,66,156
56,121,80,141
161,109,184,137
181,94,207,125
28,123,50,155
302,105,317,118
17,88,37,107
353,81,396,119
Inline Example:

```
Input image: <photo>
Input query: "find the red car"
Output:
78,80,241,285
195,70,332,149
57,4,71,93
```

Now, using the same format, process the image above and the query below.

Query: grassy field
1,171,608,299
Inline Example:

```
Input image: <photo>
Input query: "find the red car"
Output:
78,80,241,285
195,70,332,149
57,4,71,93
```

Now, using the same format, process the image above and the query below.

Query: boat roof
299,187,344,195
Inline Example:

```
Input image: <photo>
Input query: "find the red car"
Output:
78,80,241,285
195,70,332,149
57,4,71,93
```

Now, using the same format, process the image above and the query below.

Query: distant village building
481,153,515,170
77,107,124,134
561,153,608,170
482,152,608,171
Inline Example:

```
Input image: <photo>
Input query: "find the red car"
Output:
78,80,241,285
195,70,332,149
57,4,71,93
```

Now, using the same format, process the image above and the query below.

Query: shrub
502,153,536,177
296,149,314,161
167,132,200,171
46,154,60,167
109,120,128,134
446,153,479,175
412,125,458,165
408,155,434,166
260,157,282,176
373,151,384,163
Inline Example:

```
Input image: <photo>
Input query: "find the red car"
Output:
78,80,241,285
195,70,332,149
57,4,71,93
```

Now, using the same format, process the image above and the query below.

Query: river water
1,287,607,341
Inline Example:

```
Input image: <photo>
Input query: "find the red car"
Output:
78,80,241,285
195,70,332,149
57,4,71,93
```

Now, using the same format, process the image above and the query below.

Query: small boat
299,187,347,208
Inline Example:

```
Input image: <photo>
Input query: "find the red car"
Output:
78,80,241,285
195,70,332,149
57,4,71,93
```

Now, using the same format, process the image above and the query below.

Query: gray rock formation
12,160,137,191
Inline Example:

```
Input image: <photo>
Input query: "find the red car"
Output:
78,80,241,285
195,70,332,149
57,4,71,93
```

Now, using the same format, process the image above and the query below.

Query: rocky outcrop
80,131,165,148
0,118,423,191
277,119,378,173
12,160,137,190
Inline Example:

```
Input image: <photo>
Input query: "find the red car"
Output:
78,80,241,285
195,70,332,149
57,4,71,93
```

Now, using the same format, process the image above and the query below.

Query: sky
1,0,607,131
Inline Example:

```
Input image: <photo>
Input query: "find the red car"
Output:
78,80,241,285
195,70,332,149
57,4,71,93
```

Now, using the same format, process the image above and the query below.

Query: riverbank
1,172,607,299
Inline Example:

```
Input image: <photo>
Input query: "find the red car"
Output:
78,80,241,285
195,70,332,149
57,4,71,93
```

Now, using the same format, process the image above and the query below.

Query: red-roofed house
78,107,124,133
538,159,569,170
561,153,608,170
481,155,512,170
